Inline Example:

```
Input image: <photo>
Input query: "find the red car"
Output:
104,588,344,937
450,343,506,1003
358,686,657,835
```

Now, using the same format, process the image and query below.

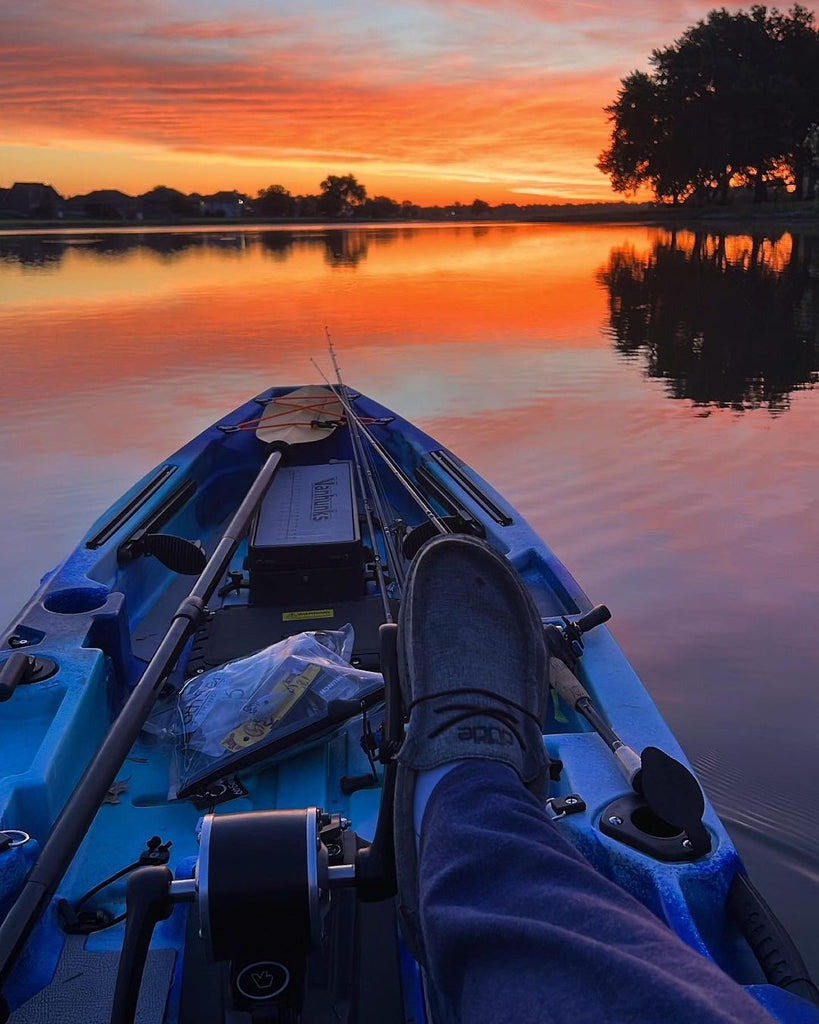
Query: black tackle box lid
249,462,362,570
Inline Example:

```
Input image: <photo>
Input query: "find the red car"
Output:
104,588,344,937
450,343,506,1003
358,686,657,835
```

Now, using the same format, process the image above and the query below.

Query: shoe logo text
457,725,514,746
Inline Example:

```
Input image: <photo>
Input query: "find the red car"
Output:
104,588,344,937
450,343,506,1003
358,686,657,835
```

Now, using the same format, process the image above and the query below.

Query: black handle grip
576,604,612,634
728,872,819,1005
0,654,32,703
379,623,403,752
354,624,401,902
110,866,173,1024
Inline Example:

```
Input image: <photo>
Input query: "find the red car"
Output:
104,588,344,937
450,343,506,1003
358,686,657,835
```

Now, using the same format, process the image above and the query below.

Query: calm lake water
1,222,818,972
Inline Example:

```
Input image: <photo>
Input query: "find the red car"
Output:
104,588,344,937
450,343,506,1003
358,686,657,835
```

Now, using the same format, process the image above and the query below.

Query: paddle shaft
0,448,285,988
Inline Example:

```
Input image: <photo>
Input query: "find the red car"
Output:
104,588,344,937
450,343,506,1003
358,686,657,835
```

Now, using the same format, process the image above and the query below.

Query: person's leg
393,535,773,1023
393,534,550,964
418,760,773,1024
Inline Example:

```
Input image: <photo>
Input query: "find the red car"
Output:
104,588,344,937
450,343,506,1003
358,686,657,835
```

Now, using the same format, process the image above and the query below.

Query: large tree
256,184,296,218
597,70,696,203
317,174,367,217
598,5,819,203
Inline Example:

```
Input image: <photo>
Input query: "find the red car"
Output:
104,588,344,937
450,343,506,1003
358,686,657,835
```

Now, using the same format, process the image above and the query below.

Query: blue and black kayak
0,383,816,1024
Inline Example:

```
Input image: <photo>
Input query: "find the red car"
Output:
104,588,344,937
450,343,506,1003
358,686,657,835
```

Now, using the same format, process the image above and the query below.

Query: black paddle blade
640,746,711,856
143,534,207,575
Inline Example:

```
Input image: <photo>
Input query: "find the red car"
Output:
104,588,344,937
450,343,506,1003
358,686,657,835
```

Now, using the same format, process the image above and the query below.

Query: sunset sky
1,1,792,205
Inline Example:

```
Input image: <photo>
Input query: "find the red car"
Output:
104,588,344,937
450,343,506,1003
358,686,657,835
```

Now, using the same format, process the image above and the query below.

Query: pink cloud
140,17,310,41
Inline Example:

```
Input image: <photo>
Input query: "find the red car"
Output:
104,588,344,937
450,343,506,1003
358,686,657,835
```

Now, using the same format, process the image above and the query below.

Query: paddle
0,387,341,994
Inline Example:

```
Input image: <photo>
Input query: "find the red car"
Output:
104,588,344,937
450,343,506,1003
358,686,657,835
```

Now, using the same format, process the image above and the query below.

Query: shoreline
2,203,818,234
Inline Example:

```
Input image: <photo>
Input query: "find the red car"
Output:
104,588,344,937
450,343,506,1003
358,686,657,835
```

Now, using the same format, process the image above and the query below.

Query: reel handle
110,866,174,1024
575,604,612,634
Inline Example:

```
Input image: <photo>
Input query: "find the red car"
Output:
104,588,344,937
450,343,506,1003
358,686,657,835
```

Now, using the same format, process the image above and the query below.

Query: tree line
255,174,422,218
598,5,819,204
1,175,514,222
257,176,502,220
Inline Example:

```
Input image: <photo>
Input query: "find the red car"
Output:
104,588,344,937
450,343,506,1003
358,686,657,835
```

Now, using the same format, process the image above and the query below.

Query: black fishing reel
128,810,350,1017
542,604,612,671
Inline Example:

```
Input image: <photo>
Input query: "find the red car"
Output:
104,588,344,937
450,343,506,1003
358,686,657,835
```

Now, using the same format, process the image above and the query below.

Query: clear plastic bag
148,625,382,795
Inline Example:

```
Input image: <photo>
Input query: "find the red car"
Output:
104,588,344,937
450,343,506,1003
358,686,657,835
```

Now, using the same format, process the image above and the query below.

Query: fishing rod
313,351,450,544
355,429,408,591
348,413,449,535
315,342,419,589
319,341,396,621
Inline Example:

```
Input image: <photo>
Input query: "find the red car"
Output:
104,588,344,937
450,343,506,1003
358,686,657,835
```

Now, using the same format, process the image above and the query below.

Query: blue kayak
0,383,816,1023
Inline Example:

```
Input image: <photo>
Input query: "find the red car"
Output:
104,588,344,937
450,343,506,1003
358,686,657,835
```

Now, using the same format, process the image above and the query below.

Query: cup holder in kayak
43,587,108,614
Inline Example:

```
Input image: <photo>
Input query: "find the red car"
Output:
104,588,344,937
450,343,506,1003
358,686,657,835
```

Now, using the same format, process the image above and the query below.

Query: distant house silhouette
139,186,199,220
65,189,141,220
0,182,64,218
203,190,248,217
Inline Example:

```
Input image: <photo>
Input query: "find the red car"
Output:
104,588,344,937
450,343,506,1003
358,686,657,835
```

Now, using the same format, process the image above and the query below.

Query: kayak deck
0,385,815,1022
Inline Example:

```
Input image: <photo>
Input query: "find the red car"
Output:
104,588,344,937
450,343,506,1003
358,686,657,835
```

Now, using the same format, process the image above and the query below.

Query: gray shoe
393,534,550,962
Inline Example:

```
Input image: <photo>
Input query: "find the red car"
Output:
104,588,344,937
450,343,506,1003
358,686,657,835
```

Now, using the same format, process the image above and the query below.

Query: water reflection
0,230,207,267
322,229,369,267
0,223,525,273
0,227,380,270
599,229,819,413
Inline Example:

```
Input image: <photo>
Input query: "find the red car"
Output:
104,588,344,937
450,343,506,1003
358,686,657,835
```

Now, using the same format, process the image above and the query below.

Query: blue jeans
417,761,774,1023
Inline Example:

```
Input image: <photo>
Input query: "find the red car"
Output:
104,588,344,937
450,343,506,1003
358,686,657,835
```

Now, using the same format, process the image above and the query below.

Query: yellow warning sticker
282,608,334,621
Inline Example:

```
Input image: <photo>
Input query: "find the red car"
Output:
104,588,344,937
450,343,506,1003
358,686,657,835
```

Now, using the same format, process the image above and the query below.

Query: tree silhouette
362,195,401,218
256,184,296,218
599,6,819,203
318,174,367,217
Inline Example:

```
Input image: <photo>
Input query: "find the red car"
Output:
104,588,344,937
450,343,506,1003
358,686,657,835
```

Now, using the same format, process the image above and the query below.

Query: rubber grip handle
354,623,401,902
0,654,32,703
549,658,589,709
379,623,403,750
576,604,612,634
110,866,173,1024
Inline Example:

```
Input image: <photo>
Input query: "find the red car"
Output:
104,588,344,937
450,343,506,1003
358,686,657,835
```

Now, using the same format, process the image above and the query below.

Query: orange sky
2,1,806,205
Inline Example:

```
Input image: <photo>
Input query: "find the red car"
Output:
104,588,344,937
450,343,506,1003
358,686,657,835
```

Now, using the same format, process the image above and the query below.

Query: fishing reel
542,603,612,671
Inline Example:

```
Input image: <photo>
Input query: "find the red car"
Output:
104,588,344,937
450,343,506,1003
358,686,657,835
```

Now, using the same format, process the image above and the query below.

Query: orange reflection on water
656,228,794,273
0,224,629,376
